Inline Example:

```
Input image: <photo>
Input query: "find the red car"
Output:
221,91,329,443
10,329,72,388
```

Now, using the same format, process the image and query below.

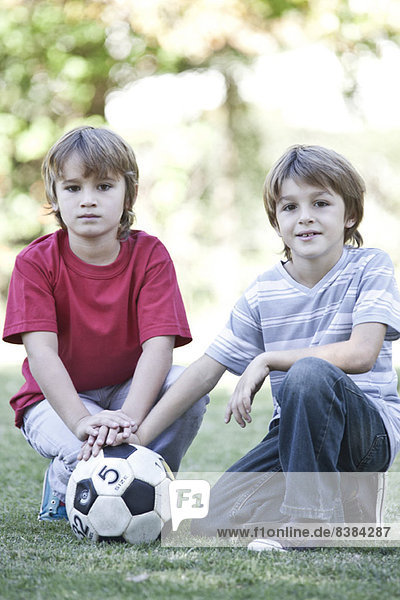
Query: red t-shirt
3,229,192,427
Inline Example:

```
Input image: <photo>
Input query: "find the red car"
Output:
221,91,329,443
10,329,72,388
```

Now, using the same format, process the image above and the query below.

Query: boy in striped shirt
90,145,400,546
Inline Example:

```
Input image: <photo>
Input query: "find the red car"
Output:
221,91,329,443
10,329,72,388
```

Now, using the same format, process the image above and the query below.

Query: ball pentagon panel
88,496,132,537
124,511,164,544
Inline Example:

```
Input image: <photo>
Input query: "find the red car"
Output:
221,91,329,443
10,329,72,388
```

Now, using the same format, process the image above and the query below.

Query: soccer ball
66,444,173,543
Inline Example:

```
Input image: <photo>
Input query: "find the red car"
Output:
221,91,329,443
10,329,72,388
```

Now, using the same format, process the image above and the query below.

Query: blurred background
2,0,400,366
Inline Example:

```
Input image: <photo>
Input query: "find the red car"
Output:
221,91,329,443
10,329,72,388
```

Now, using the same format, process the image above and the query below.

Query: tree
1,0,400,303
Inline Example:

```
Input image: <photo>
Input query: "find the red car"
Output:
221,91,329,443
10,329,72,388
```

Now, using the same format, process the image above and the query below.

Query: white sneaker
248,538,287,552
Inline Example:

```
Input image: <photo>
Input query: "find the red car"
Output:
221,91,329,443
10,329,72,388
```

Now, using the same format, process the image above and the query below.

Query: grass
2,365,400,600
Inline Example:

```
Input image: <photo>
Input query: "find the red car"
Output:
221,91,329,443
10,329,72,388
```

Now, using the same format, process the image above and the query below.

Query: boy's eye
65,185,80,192
282,203,296,212
315,200,329,207
98,184,112,191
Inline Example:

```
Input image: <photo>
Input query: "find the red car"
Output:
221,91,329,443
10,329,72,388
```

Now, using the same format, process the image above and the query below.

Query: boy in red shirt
3,126,208,521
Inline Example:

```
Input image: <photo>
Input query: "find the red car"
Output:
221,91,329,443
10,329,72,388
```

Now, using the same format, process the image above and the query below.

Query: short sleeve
352,250,400,340
206,282,265,375
3,255,58,344
136,241,191,347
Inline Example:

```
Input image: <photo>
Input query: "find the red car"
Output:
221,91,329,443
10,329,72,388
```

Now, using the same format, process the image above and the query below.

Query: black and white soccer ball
66,444,173,543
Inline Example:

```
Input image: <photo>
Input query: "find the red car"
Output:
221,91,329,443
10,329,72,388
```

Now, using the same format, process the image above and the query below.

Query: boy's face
54,152,126,244
274,178,355,266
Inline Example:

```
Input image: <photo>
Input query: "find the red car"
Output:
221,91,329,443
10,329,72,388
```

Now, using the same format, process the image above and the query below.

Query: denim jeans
192,357,390,534
22,365,209,501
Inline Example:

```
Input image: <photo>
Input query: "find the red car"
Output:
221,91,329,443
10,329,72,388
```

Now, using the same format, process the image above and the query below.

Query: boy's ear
345,215,356,229
51,200,59,212
273,224,282,237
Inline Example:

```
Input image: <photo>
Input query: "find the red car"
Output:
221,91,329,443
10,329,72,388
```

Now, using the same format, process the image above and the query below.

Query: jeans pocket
356,434,390,471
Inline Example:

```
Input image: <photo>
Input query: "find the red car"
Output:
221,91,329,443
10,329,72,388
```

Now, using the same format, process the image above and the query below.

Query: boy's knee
278,357,340,408
185,393,209,420
162,365,185,391
285,356,336,386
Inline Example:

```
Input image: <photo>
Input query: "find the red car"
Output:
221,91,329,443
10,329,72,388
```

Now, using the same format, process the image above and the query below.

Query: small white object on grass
248,538,287,552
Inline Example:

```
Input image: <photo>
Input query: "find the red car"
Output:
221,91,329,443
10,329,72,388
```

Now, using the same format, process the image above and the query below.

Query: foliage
2,0,400,315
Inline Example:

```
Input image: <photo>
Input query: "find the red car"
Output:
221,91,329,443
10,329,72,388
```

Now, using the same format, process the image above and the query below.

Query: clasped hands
76,409,141,461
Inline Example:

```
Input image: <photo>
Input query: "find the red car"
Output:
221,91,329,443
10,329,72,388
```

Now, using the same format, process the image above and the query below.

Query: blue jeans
193,357,390,533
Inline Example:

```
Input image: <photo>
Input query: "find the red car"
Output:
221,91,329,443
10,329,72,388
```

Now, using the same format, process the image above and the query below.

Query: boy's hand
225,354,270,427
74,409,136,442
78,430,142,461
74,410,137,460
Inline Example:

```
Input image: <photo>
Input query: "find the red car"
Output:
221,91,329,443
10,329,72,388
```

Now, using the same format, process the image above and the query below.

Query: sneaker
248,537,319,552
38,462,68,521
248,538,287,552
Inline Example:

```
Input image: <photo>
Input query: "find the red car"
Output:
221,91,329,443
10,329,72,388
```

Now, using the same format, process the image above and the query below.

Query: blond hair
42,126,139,239
264,145,365,260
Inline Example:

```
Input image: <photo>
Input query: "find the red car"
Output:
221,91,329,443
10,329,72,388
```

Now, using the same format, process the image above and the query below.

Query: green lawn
2,364,400,600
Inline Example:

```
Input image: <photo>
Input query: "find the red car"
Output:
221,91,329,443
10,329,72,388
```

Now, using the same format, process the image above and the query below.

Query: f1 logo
169,480,211,531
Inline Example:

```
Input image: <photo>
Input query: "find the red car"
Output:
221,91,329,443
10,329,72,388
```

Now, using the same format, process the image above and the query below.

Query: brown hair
264,145,365,260
42,126,139,239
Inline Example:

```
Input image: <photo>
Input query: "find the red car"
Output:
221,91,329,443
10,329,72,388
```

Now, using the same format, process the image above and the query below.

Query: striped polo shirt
206,246,400,465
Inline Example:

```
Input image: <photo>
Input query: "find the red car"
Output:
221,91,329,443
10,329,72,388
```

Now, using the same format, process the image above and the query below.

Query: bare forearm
135,354,225,446
264,342,361,374
27,349,90,432
263,323,387,374
122,341,173,425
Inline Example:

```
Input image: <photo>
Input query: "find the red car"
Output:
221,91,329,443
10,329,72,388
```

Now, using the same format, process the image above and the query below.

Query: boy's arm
265,322,386,373
22,331,135,440
135,353,226,445
79,354,226,459
87,335,175,453
226,322,387,427
122,335,175,424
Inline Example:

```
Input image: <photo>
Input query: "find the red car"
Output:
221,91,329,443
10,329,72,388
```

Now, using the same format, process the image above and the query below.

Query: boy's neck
283,251,344,288
66,232,121,266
